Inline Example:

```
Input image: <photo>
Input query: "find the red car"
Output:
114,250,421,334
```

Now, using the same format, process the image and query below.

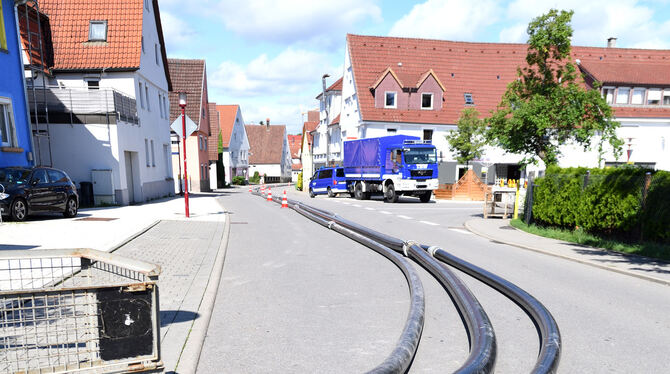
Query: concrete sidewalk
465,218,670,286
0,191,233,373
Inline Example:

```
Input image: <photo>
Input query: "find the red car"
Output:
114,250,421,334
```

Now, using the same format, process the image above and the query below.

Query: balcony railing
27,86,139,125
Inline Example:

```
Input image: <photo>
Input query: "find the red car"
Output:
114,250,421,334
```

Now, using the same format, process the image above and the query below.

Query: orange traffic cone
248,185,252,193
267,188,272,202
281,190,288,208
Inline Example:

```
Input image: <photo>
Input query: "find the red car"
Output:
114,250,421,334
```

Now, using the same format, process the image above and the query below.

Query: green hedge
532,166,670,243
232,176,245,185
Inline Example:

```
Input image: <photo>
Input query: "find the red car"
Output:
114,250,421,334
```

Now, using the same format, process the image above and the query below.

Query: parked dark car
0,166,79,221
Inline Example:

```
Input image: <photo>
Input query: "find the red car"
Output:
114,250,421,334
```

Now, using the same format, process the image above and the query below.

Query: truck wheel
354,182,364,200
419,191,432,203
327,187,335,198
384,184,399,203
309,188,315,198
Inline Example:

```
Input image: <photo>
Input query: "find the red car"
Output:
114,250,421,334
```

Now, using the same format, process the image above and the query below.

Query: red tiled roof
292,163,302,171
245,124,286,165
207,103,220,160
307,110,320,122
302,120,318,146
37,0,170,87
348,34,670,123
579,61,670,86
168,59,208,132
287,134,301,159
329,114,341,126
215,105,239,148
316,77,343,99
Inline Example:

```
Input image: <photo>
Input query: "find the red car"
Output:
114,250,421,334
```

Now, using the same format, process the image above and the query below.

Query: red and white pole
181,105,190,218
267,188,272,202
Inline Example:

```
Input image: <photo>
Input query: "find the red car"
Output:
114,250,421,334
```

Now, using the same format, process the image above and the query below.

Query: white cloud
388,0,501,40
208,47,342,133
160,11,198,55
499,24,527,43
209,48,340,97
214,0,382,45
502,0,670,48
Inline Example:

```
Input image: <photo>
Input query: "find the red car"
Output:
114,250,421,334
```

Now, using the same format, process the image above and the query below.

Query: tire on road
384,183,399,203
327,187,335,198
63,197,78,218
309,188,315,198
419,191,432,203
354,182,364,200
10,198,27,222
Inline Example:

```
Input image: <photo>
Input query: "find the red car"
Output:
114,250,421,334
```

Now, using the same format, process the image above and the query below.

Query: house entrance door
124,151,135,204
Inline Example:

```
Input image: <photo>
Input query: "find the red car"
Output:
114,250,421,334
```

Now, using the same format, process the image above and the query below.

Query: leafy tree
446,108,487,165
217,132,223,154
487,9,622,166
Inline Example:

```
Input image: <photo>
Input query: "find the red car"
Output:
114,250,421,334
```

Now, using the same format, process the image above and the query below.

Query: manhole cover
75,217,119,222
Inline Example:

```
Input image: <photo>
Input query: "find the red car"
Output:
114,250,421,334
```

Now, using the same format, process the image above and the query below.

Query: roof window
385,92,397,108
464,93,474,105
421,93,433,109
89,20,107,42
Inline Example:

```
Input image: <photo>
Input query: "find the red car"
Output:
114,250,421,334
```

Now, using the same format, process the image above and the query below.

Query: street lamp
179,92,190,218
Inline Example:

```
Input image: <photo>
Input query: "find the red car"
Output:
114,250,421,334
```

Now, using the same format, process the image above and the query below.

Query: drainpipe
321,74,330,166
14,0,36,166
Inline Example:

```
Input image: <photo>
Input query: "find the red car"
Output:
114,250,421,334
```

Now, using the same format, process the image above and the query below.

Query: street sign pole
181,105,190,218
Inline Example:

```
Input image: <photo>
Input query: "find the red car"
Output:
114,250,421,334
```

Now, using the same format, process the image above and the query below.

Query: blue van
309,167,348,198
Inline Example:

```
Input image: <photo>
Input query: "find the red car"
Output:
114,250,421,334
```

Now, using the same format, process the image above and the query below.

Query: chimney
607,37,617,48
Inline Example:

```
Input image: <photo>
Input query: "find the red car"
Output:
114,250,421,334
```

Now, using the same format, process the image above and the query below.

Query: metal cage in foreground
0,248,162,373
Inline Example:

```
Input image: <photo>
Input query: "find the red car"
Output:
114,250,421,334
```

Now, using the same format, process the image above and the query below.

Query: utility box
92,169,114,206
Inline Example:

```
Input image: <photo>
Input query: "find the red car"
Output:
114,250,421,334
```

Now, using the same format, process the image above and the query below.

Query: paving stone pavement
111,218,225,372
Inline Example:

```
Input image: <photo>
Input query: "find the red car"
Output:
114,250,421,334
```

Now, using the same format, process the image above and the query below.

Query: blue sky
158,0,670,134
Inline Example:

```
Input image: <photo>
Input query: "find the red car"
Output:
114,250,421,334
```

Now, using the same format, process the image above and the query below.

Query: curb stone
464,219,670,287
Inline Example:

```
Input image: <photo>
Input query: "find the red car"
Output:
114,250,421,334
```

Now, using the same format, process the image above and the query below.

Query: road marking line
397,215,412,219
353,204,362,208
379,211,392,215
365,207,375,211
449,228,473,235
420,220,439,226
343,202,351,205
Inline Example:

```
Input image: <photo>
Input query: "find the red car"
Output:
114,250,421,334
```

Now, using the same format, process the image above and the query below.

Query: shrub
249,171,260,184
232,176,245,185
532,166,669,244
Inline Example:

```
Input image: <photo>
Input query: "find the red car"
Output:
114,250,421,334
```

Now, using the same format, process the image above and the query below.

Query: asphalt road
199,188,670,373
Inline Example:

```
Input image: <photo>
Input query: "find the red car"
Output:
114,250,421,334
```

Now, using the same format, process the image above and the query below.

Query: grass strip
510,219,670,262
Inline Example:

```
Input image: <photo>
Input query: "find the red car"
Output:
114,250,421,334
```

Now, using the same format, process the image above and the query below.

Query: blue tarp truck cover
343,135,422,178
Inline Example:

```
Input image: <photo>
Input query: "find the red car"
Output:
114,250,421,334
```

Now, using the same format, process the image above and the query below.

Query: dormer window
647,89,661,105
421,93,433,109
88,21,107,42
603,87,614,104
631,88,645,105
464,93,474,105
616,88,630,104
385,92,397,108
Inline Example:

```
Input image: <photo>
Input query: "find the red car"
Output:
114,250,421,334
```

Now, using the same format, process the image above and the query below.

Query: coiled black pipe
424,246,561,374
292,201,498,373
291,204,425,374
290,199,559,374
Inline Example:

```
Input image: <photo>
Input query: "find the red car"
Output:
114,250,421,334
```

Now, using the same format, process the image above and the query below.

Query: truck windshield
404,148,437,164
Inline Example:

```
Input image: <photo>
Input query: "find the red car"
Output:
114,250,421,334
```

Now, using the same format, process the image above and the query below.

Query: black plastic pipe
425,245,561,374
292,204,425,374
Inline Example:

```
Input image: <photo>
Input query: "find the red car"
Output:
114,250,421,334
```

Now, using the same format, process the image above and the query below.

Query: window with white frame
664,90,670,105
88,21,107,41
464,93,474,105
198,135,203,150
204,137,208,150
154,44,159,65
647,89,661,105
158,93,164,118
141,36,145,53
150,140,155,166
385,92,397,108
603,87,615,104
145,139,150,166
616,87,630,104
631,88,645,105
0,98,17,147
138,82,145,109
421,93,433,109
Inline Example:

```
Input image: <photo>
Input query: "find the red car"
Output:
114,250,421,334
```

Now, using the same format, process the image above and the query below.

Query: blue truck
343,135,439,203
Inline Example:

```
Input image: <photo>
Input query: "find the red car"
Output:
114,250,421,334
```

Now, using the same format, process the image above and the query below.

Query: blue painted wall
0,0,33,167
